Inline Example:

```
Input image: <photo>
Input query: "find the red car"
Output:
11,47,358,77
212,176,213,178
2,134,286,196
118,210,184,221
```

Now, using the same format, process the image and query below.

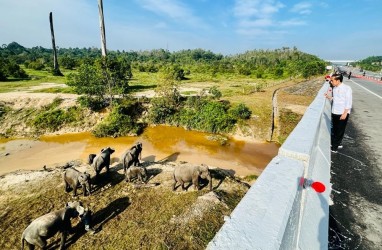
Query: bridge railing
207,83,332,250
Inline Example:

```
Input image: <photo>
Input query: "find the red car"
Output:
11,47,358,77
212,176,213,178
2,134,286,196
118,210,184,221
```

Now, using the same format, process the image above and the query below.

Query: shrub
209,86,222,99
93,102,144,137
180,101,236,133
77,96,108,111
229,103,252,120
148,96,179,124
32,109,74,132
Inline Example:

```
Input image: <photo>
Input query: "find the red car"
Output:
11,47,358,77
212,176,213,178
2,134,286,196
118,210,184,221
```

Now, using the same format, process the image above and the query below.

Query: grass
0,164,248,250
0,67,74,93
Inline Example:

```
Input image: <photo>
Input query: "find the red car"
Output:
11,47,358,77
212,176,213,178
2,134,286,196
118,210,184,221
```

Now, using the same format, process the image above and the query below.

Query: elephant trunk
207,173,212,191
86,182,92,196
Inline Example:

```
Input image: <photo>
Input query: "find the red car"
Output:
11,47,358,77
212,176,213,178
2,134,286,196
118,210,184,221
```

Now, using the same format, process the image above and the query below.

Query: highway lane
329,76,382,249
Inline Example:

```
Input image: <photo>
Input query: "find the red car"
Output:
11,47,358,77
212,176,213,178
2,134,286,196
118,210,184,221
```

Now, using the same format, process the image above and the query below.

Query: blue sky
1,0,381,61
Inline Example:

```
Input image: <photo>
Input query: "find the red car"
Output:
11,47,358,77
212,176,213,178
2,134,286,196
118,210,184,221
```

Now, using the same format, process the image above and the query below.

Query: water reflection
0,126,279,176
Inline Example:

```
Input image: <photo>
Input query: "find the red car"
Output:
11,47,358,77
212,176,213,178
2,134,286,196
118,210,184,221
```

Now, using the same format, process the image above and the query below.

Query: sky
0,0,381,61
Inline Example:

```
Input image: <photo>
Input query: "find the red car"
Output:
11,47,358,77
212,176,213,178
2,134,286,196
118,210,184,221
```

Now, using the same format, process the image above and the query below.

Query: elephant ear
84,172,91,179
78,174,86,184
200,164,209,172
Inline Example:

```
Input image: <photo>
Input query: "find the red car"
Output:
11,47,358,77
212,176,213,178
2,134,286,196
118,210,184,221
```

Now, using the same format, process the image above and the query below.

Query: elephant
92,147,115,178
88,154,97,165
121,142,142,177
63,167,91,197
125,166,148,183
21,201,85,250
173,164,212,191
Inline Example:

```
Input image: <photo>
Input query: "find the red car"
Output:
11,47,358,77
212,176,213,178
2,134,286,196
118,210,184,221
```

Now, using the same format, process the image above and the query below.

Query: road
329,75,382,249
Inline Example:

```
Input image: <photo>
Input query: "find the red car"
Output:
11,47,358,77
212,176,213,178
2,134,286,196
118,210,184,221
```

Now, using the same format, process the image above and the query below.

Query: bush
209,86,222,99
31,99,84,132
32,109,74,132
229,103,252,120
148,97,178,124
27,61,45,70
77,96,108,111
93,102,144,137
180,101,236,133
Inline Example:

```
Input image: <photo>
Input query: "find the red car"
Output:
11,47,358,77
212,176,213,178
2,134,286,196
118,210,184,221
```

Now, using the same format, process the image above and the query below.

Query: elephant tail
21,232,25,250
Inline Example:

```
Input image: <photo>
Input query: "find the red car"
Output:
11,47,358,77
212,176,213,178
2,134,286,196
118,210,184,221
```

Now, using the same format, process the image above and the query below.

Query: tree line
0,42,327,81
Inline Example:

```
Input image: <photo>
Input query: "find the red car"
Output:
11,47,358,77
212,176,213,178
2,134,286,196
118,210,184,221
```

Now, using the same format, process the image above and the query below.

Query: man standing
325,73,353,153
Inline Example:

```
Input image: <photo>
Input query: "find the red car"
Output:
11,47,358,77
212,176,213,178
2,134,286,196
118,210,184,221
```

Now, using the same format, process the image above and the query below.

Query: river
0,126,279,177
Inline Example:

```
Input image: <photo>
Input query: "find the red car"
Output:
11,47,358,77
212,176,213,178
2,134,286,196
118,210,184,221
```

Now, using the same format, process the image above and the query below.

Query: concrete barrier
208,83,332,250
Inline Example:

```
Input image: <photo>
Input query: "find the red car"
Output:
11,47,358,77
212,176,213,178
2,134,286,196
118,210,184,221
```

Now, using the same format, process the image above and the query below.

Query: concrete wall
207,83,331,250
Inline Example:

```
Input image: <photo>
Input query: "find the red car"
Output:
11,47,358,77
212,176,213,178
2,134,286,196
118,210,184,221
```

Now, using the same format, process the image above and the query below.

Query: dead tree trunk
98,0,107,57
49,12,62,76
98,0,113,105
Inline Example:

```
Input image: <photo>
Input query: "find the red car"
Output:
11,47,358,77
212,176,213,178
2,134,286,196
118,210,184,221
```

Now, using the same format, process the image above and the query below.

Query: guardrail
207,83,332,250
352,74,382,82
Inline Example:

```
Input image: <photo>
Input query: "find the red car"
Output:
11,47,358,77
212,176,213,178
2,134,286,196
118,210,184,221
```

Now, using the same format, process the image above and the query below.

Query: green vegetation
1,42,326,83
243,174,258,182
278,108,303,144
30,97,85,133
93,100,145,137
0,103,10,120
0,42,329,141
356,56,382,72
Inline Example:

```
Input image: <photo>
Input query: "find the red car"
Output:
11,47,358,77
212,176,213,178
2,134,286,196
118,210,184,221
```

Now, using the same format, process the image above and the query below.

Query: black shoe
331,147,338,153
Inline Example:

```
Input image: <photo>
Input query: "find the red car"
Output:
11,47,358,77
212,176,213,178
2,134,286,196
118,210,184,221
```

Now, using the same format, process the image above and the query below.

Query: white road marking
350,79,382,99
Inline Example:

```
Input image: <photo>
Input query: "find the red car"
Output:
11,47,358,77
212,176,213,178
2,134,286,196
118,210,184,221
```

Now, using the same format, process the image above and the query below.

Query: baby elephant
121,142,143,176
125,166,148,183
173,164,212,191
92,147,115,178
21,201,85,250
63,167,91,197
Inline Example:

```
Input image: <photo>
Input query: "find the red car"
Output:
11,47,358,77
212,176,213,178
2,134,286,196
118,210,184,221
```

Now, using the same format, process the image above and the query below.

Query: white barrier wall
208,83,332,250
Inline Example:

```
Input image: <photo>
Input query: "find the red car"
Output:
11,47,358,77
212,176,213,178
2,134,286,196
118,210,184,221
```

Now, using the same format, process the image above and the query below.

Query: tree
49,12,63,76
67,63,105,97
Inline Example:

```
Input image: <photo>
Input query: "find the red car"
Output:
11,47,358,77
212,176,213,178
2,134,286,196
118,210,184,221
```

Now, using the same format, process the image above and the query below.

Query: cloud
135,0,207,28
234,0,285,19
290,2,312,15
279,18,307,27
233,0,285,35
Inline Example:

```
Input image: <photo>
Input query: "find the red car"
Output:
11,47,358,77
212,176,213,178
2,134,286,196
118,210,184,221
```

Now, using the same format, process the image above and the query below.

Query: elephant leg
137,173,142,183
133,159,139,166
180,180,186,191
64,181,70,192
73,186,77,197
106,165,110,173
29,236,46,250
123,161,127,176
59,232,67,250
27,243,35,250
192,175,200,190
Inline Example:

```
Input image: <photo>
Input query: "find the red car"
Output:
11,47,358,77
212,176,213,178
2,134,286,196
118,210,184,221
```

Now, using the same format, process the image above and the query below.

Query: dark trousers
331,113,349,149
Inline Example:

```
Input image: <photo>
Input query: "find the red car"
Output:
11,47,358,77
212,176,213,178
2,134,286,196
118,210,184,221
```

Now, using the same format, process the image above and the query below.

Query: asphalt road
328,76,382,249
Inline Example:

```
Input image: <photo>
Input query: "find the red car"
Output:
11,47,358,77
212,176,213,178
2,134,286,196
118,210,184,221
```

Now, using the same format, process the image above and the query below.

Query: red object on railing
300,177,326,193
311,182,326,193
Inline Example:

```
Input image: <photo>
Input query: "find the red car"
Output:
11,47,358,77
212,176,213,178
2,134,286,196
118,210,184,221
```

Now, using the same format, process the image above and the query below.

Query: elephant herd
21,141,213,249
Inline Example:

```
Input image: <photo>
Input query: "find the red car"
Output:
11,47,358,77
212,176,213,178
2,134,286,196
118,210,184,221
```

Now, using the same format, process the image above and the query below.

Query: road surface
329,75,382,249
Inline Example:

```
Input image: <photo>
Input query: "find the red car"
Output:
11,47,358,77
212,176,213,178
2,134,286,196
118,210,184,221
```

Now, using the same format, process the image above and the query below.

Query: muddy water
0,126,279,176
